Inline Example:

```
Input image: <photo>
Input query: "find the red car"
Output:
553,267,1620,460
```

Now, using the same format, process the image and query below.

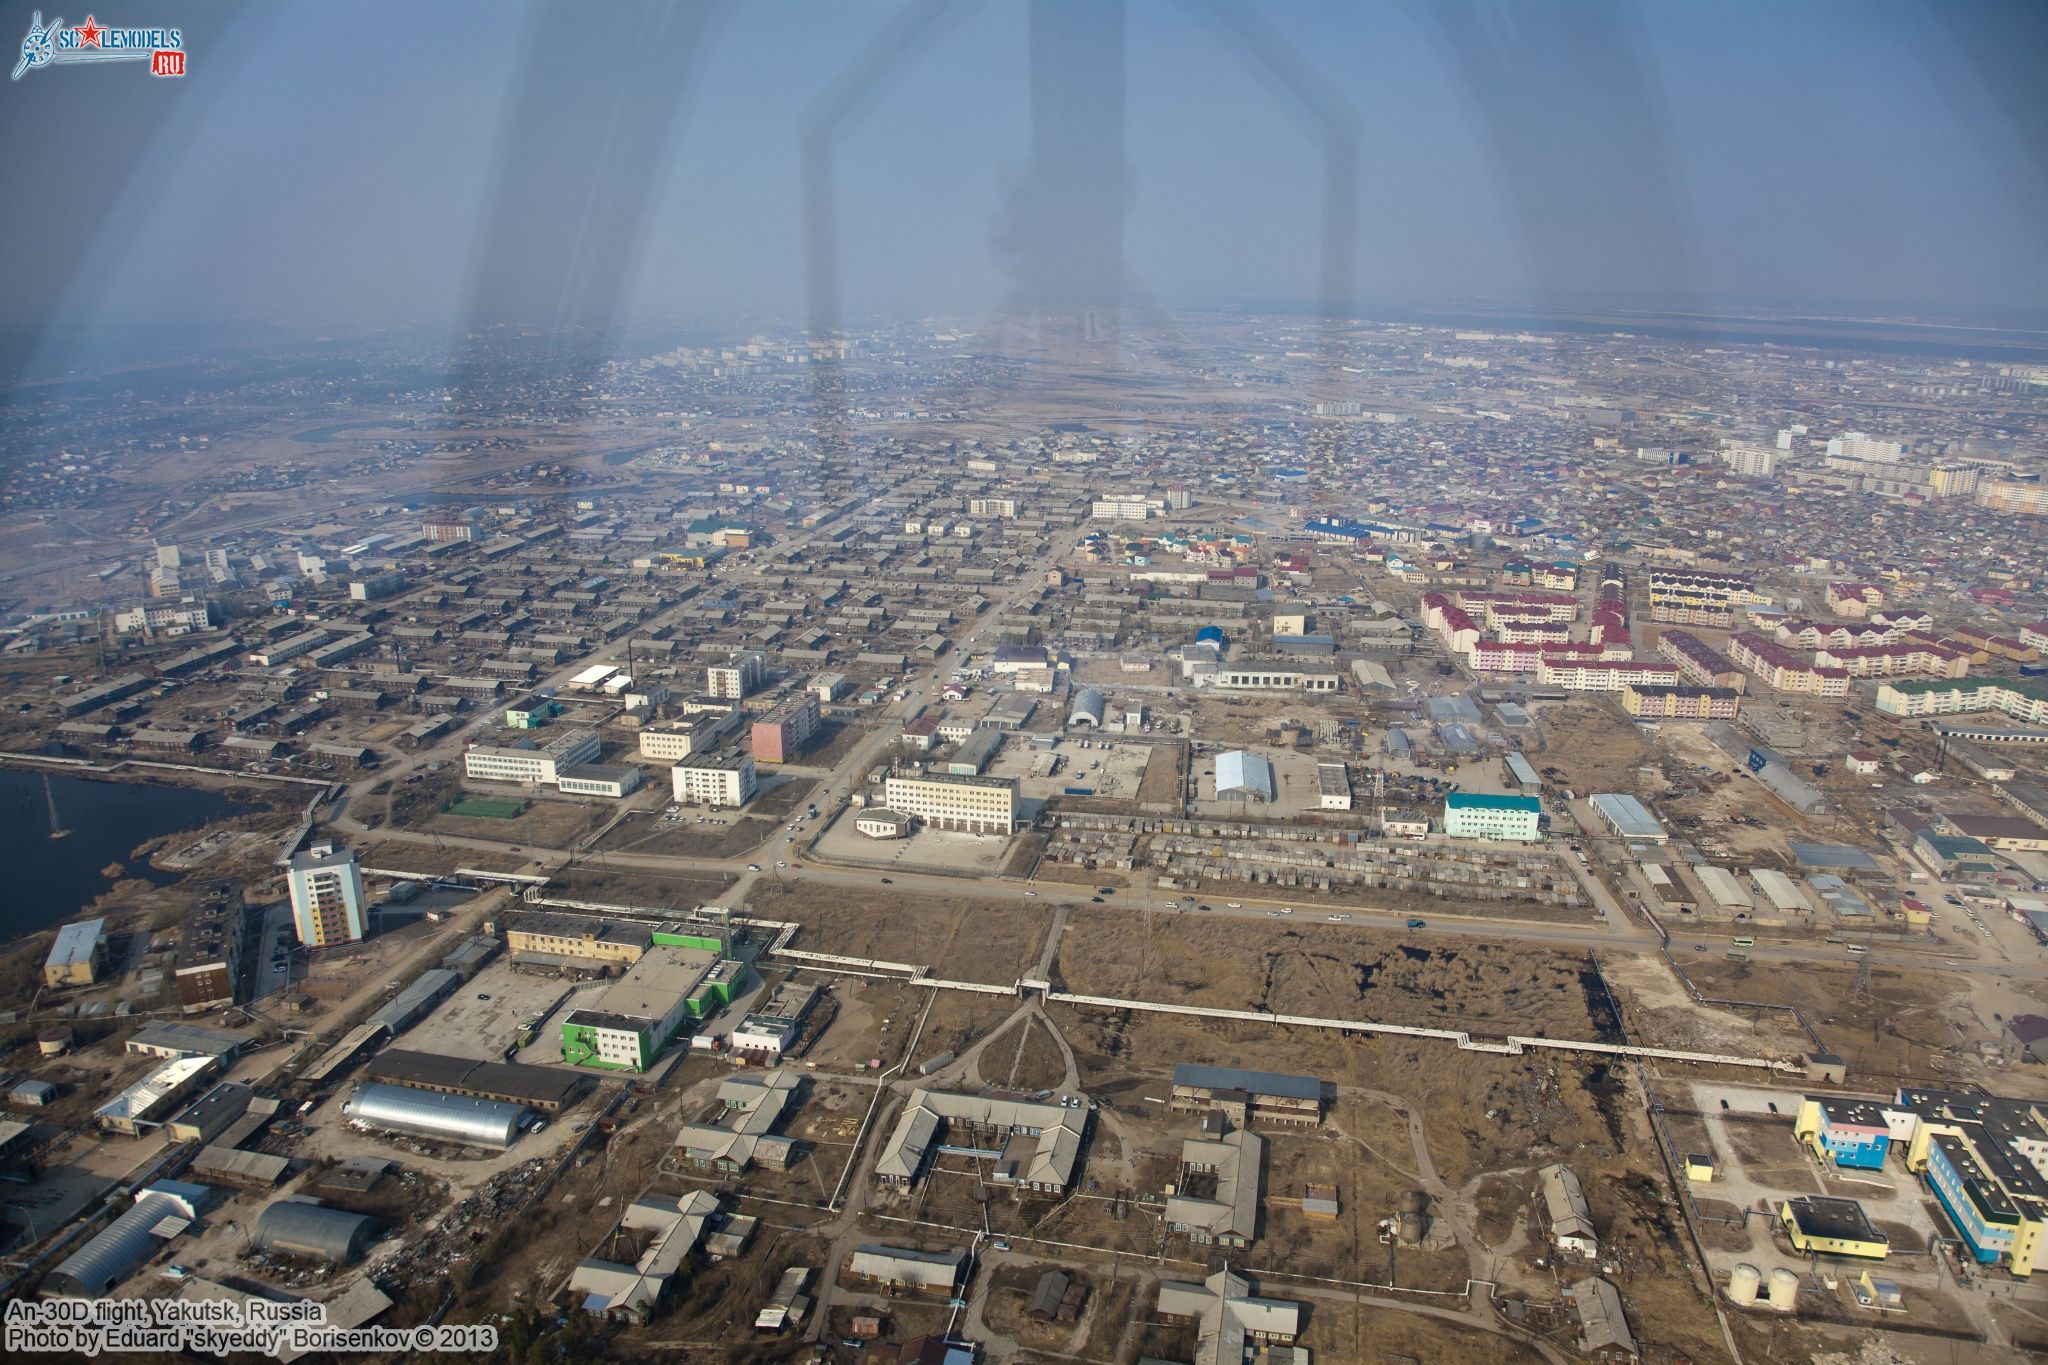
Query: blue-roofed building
1443,792,1541,842
1195,625,1225,645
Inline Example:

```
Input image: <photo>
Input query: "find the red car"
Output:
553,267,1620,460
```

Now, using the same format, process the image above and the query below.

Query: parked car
1405,919,1426,928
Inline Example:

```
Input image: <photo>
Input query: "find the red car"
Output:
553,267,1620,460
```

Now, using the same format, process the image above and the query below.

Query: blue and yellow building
1895,1088,2048,1278
1794,1096,1893,1171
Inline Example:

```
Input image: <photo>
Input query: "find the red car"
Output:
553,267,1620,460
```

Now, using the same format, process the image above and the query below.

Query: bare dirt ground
1675,957,1992,1085
538,864,735,910
1052,908,1607,1039
744,880,1048,986
1301,1302,1548,1365
1534,700,1659,795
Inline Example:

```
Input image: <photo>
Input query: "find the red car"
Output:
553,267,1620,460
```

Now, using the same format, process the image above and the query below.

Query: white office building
883,774,1018,835
465,728,602,785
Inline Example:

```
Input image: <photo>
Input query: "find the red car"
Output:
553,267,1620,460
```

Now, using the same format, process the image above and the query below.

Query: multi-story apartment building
1717,441,1779,478
1775,619,1900,649
1656,629,1747,691
882,773,1018,835
671,750,757,808
1090,495,1154,521
1826,582,1885,617
1647,568,1769,626
1977,480,2048,516
968,496,1018,518
1814,643,1970,680
464,728,603,785
422,517,476,542
1876,678,2048,724
1727,633,1852,697
173,897,242,1014
751,693,821,763
286,841,367,949
1620,683,1741,720
1535,657,1681,693
706,651,765,700
1951,625,2040,663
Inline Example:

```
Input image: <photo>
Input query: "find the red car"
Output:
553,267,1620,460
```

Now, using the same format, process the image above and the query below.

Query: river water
0,769,255,937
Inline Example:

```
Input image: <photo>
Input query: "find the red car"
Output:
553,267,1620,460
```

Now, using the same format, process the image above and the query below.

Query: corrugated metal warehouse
343,1082,529,1149
251,1200,377,1264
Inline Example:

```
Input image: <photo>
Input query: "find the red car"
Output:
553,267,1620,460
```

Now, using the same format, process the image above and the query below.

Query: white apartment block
672,752,757,808
1717,442,1779,478
968,496,1018,518
1090,495,1155,522
883,774,1018,836
464,728,603,785
114,598,217,635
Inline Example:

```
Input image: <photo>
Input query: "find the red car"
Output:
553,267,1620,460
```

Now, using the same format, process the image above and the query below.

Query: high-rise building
1977,481,2048,516
1827,431,1907,462
1717,442,1779,478
286,841,367,949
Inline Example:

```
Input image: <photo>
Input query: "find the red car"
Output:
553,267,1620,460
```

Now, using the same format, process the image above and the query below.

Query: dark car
1098,886,1116,895
1090,896,1104,903
879,877,893,884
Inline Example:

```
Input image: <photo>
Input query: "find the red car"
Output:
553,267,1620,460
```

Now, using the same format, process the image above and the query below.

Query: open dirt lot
744,880,1049,985
537,864,735,911
1299,1302,1548,1365
1536,700,1659,795
1673,956,1989,1083
1052,908,1608,1039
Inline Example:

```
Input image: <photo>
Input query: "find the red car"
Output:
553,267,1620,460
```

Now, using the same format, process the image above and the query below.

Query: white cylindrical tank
1767,1267,1800,1311
1727,1264,1762,1305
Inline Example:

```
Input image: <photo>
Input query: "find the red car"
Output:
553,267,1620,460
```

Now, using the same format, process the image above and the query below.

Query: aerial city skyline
1,4,2047,1365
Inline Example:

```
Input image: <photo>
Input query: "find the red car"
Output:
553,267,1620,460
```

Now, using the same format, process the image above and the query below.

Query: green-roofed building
1442,791,1542,842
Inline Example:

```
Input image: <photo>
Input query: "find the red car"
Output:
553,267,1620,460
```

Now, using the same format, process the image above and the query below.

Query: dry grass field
1052,908,1608,1039
745,879,1049,986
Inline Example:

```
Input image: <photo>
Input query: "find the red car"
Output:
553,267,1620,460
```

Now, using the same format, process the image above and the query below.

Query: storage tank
1397,1212,1424,1245
1767,1267,1800,1311
1400,1190,1428,1216
1726,1264,1762,1305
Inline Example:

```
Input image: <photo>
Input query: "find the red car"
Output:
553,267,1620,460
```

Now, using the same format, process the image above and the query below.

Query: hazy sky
3,0,2046,347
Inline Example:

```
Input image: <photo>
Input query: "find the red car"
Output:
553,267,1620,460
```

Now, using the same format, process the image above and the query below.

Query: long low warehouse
342,1082,530,1149
363,1050,591,1114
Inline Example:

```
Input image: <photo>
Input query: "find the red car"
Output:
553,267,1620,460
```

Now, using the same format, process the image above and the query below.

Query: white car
1226,902,1242,909
776,861,788,869
747,864,761,872
1024,890,1038,897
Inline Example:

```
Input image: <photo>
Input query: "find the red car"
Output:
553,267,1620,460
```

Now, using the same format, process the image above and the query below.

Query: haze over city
1,4,2048,1365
